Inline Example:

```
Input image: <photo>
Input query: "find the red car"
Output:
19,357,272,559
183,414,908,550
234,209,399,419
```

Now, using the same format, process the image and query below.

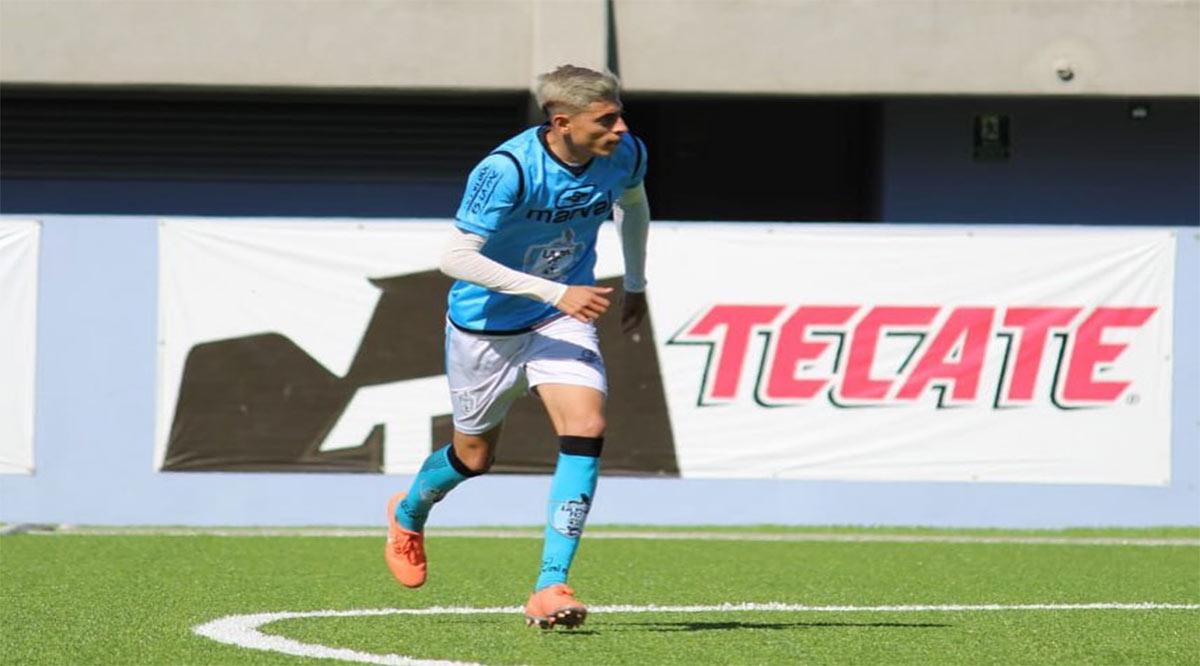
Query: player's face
565,100,627,159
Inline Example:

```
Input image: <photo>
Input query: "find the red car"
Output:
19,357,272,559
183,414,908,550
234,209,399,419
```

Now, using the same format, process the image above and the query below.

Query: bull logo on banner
163,272,679,474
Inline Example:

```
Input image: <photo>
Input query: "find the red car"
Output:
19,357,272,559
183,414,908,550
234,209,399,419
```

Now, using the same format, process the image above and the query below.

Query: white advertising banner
653,225,1175,486
0,220,40,475
158,220,1174,485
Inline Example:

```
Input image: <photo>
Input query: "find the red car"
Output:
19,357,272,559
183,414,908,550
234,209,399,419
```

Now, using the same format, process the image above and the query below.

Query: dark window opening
623,95,881,222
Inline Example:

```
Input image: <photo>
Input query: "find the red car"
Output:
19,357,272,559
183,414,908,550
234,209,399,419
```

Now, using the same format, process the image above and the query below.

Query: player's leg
522,317,608,628
395,426,499,533
524,384,605,628
536,383,605,585
385,324,525,589
385,426,499,587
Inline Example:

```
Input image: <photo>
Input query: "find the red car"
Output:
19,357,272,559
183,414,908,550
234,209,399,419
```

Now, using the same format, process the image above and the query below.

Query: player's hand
556,285,613,323
621,291,647,333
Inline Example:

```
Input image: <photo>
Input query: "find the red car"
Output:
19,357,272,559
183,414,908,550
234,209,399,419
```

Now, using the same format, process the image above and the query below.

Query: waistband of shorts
447,314,565,337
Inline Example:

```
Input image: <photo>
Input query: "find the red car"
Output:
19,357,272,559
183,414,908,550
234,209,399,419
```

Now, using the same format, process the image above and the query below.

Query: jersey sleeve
454,153,523,237
624,134,648,189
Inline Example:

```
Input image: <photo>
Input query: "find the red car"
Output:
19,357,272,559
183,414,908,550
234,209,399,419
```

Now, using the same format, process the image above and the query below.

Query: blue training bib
448,125,647,331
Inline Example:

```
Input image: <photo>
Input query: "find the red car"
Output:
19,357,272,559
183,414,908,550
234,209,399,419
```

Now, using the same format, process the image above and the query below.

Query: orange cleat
524,584,587,630
384,493,426,588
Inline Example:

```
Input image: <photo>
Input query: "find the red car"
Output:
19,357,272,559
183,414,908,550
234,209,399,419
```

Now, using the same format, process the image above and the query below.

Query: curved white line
194,607,512,666
193,602,1200,666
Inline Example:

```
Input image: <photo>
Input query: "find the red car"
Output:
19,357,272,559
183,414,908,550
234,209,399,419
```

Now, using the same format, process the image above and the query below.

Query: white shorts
445,315,607,435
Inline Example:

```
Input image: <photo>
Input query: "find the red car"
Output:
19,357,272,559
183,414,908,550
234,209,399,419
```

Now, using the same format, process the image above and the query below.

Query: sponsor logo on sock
418,482,447,505
539,558,568,576
552,493,591,538
398,499,417,520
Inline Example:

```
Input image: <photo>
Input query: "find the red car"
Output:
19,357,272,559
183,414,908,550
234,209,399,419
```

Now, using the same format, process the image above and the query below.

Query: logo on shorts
552,493,591,538
577,349,600,365
452,391,478,416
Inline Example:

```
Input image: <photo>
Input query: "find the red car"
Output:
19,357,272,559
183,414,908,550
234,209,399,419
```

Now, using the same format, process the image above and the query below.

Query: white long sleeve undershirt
613,182,650,292
438,183,651,304
439,229,569,305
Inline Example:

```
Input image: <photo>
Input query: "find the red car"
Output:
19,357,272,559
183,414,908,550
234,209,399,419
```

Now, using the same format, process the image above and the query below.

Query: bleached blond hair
535,65,621,117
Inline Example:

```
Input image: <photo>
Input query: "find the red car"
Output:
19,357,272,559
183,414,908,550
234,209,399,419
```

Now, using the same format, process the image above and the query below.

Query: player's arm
440,229,565,304
439,231,612,323
614,182,650,333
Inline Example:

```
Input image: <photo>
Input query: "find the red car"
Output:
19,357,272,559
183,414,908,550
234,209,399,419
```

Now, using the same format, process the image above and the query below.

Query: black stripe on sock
446,444,486,477
559,435,604,458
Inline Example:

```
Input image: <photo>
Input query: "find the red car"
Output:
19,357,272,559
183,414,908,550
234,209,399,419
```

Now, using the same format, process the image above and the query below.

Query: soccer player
384,65,651,630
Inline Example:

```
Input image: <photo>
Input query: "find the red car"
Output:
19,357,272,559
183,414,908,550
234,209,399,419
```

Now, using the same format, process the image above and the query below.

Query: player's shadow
620,620,951,632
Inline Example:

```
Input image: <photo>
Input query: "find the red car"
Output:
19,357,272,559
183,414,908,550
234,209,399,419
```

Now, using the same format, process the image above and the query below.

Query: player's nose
613,116,629,134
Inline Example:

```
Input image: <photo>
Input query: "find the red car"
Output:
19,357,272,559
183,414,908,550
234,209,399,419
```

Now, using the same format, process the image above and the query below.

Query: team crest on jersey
523,229,584,279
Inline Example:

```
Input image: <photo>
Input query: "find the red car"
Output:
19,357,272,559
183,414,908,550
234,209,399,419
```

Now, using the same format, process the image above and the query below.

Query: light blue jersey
449,125,647,332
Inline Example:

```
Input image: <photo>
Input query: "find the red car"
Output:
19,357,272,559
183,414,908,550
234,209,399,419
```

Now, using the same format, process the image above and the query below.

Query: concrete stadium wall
0,215,1196,529
616,0,1200,96
3,0,1197,96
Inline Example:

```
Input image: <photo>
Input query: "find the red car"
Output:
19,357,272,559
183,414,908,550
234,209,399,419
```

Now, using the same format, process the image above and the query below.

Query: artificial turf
2,528,1197,664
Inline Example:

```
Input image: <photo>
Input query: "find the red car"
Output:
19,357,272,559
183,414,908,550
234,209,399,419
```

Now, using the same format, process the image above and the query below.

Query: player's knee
563,414,605,439
449,441,492,476
459,450,493,474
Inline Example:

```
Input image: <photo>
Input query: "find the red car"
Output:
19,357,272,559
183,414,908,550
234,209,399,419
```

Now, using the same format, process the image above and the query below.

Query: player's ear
549,113,572,133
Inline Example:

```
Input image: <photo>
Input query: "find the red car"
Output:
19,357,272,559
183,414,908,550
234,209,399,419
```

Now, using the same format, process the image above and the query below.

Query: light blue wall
0,215,1196,528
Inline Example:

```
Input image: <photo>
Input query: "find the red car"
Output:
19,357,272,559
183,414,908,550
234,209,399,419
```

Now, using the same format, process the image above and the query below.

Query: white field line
194,603,1200,666
30,525,1200,546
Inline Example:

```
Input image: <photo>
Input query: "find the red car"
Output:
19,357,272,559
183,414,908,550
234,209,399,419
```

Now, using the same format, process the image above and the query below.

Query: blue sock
395,444,475,532
535,436,603,591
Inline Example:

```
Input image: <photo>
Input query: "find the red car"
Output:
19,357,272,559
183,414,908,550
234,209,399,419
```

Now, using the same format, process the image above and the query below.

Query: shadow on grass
615,620,952,632
435,617,951,636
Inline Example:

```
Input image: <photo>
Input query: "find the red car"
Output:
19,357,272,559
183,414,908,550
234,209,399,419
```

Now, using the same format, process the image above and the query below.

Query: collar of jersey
538,125,593,177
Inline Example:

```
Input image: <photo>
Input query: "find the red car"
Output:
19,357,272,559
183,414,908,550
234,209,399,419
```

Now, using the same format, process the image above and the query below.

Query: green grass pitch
2,527,1198,664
